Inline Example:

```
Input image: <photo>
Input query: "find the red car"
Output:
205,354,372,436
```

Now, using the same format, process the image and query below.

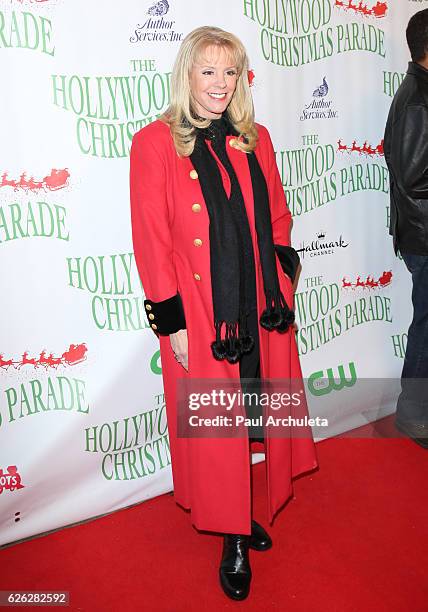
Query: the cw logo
308,362,357,396
150,350,162,375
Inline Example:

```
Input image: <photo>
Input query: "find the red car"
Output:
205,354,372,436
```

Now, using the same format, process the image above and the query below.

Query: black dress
239,309,264,441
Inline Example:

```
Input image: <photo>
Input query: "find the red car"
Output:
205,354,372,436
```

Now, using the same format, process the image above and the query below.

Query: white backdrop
0,0,421,547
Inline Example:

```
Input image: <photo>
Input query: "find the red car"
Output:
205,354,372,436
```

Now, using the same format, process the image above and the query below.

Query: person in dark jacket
384,8,428,449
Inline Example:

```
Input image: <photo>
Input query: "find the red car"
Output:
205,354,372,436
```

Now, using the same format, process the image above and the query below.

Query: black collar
407,61,428,83
196,113,237,141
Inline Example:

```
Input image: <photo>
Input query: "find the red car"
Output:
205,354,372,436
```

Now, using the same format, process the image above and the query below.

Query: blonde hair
161,26,258,157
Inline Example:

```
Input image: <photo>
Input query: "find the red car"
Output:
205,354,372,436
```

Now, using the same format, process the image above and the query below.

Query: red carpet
1,435,427,611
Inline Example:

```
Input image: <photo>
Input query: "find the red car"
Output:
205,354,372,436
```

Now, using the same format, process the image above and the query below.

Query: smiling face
189,44,239,120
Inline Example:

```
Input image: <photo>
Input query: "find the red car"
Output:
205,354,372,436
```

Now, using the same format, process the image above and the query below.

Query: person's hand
170,329,188,371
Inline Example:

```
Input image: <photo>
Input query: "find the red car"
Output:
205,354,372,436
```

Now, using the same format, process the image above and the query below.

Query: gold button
151,323,158,330
145,304,152,311
229,138,237,147
190,169,198,179
193,238,202,247
192,203,201,213
148,313,155,320
194,273,201,281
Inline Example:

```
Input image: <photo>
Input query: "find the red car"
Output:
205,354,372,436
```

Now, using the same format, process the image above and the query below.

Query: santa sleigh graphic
13,1,50,4
0,168,70,193
378,271,392,287
337,138,384,156
0,343,88,371
61,343,88,366
43,168,70,191
371,2,387,18
342,271,393,290
334,0,387,18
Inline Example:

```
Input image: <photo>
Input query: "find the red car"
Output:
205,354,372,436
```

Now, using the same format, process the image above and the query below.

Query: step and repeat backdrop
0,0,423,546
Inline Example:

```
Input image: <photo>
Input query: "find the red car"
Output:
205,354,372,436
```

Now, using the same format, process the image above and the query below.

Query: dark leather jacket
384,62,428,254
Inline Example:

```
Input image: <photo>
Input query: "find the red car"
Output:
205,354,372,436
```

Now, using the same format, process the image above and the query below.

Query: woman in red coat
130,26,317,600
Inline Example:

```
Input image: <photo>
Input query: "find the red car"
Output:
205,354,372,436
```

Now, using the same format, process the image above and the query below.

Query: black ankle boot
249,520,272,551
219,534,251,600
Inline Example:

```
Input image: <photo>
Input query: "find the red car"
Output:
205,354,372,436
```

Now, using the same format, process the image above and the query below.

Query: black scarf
189,115,294,364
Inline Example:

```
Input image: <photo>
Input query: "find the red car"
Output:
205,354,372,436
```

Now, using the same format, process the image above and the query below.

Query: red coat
130,119,317,535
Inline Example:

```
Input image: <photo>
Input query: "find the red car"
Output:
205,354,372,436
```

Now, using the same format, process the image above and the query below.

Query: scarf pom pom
224,336,240,363
260,310,272,330
260,305,295,332
284,308,295,324
211,340,227,361
241,334,255,354
259,315,268,330
276,318,290,333
269,311,282,327
276,307,295,333
225,346,240,364
260,309,281,330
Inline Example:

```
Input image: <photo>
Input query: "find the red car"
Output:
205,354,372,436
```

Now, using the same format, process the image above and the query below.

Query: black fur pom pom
225,347,240,364
284,308,295,324
211,340,227,361
276,318,290,333
269,311,282,327
260,310,274,330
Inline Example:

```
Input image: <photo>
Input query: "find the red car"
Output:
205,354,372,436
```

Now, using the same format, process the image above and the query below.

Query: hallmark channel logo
300,77,338,121
308,361,357,396
0,466,24,495
334,0,388,19
297,231,349,259
130,0,183,43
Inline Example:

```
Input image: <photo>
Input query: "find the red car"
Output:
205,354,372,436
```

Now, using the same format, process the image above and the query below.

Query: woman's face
189,45,238,120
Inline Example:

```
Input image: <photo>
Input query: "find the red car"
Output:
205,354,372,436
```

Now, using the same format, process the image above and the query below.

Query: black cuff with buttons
144,293,187,335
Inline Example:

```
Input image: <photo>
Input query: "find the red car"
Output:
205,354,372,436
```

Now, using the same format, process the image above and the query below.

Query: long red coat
130,119,317,535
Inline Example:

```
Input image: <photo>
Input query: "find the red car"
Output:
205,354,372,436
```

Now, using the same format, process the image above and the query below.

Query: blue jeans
397,252,428,425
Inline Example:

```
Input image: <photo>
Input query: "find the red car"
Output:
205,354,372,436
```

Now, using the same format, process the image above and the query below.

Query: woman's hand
170,329,188,371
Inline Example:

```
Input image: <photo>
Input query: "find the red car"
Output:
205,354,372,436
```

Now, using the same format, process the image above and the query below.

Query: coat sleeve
259,125,300,283
130,127,186,335
399,105,428,199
